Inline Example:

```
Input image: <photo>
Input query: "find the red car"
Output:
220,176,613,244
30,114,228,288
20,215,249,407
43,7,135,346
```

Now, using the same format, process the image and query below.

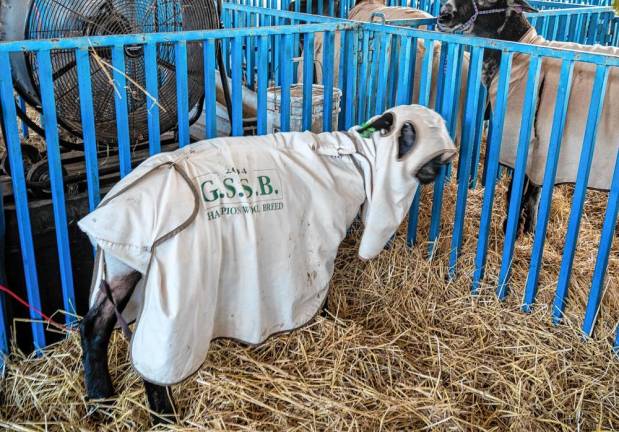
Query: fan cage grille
25,0,219,143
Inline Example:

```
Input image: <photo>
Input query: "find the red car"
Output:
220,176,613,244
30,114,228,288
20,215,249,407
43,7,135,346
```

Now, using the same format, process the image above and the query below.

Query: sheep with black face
438,0,619,236
77,104,456,424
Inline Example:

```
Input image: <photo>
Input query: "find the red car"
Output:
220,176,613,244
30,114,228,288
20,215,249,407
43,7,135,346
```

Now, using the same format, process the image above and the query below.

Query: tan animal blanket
489,28,619,189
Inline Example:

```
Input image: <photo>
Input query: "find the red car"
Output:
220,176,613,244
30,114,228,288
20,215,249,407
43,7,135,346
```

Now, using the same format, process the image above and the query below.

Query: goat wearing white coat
77,105,456,424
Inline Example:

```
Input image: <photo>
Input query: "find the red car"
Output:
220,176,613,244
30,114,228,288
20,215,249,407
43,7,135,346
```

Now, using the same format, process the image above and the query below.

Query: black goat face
437,0,478,32
438,0,537,34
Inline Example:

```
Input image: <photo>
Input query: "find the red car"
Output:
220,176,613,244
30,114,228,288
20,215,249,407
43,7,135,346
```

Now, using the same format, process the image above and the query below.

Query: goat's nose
438,4,454,21
440,3,454,14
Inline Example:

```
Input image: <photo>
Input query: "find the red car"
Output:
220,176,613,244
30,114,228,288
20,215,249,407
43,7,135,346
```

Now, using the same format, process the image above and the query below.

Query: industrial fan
0,0,229,146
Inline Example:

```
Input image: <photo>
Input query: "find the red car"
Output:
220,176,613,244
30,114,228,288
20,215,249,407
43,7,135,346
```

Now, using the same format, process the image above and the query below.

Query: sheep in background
438,0,619,235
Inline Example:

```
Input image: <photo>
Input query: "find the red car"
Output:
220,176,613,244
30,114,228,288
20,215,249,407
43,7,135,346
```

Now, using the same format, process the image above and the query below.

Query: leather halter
437,1,522,33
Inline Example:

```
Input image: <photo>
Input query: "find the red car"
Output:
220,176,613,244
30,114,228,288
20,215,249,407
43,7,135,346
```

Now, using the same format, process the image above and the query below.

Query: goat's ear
358,112,395,138
508,0,538,13
368,113,394,132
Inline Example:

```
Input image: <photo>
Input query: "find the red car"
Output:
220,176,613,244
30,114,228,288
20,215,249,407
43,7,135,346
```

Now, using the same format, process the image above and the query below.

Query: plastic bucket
266,84,342,134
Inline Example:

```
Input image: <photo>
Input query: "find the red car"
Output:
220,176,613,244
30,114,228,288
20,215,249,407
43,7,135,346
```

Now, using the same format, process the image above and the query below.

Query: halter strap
437,1,521,33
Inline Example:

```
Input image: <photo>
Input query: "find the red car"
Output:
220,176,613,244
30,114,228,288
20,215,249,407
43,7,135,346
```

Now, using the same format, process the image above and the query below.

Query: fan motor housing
0,0,220,144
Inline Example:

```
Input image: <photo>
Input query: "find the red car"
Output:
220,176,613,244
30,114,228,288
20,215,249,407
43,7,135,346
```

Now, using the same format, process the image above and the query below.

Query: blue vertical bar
357,31,370,124
19,97,29,138
523,60,575,309
386,39,400,109
552,65,610,324
274,33,281,86
247,14,254,88
407,37,418,104
396,37,412,105
497,55,542,300
203,40,217,139
223,11,231,74
343,31,358,130
144,42,161,154
448,45,465,137
469,86,487,189
257,36,269,135
428,43,457,258
366,31,380,119
406,38,434,246
541,16,550,38
448,46,483,278
322,31,335,132
585,13,598,45
471,52,513,295
337,30,349,128
375,33,391,115
418,39,434,107
76,48,101,212
0,52,45,352
37,51,76,324
302,32,315,132
556,15,567,41
175,41,190,147
111,46,132,178
281,33,293,132
582,149,619,337
232,37,244,136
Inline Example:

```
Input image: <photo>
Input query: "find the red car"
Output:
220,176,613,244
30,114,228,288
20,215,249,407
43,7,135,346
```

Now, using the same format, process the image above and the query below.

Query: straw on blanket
1,158,618,431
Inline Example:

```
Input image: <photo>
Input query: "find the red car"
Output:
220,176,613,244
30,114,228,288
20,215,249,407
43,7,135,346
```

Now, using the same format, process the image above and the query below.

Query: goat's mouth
437,15,475,33
436,15,459,32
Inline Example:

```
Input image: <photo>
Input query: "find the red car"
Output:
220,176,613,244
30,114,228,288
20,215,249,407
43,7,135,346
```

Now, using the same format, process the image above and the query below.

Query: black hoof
144,382,176,425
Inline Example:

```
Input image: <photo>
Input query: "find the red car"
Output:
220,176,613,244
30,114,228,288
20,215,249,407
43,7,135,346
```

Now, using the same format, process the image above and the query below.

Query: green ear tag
358,122,376,139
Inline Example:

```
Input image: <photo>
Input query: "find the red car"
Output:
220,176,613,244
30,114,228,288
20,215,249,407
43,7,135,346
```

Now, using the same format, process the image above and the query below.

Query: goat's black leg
79,271,141,410
503,174,540,238
521,179,541,235
144,381,176,424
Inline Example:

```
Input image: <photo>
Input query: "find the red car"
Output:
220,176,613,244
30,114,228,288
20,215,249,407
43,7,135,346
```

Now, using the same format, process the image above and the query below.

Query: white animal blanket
78,105,457,385
489,28,619,189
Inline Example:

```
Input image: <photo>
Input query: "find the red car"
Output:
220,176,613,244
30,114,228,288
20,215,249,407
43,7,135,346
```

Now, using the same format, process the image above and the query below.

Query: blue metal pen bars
0,3,618,362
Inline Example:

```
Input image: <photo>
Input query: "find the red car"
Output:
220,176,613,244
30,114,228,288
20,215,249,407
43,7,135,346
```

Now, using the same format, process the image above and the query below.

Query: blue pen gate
229,0,618,45
0,7,618,363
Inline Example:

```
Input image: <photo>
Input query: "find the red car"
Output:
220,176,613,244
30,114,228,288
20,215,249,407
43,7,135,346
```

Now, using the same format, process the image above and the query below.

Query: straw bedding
1,167,618,431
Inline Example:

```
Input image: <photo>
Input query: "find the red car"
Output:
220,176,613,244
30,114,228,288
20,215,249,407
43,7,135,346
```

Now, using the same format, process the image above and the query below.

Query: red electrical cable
0,283,67,331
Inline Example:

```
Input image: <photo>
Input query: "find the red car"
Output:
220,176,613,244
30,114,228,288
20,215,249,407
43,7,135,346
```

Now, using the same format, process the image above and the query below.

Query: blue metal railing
0,13,617,361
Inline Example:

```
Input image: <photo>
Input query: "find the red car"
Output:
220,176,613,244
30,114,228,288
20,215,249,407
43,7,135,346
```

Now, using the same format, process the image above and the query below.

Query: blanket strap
94,161,201,342
100,279,133,340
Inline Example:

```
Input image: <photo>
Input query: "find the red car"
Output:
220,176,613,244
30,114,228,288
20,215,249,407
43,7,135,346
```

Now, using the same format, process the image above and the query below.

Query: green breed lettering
258,176,275,196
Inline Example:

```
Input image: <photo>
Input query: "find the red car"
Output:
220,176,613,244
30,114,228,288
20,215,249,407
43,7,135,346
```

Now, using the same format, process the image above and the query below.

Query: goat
77,105,456,424
438,0,619,236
